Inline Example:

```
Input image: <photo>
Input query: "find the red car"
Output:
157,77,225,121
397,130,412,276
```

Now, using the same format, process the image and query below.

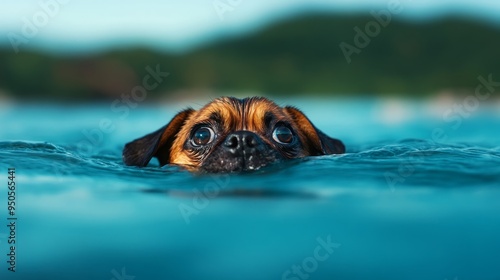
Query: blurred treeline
1,14,499,101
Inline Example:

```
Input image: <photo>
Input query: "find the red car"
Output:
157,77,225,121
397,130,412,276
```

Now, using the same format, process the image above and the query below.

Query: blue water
1,98,500,280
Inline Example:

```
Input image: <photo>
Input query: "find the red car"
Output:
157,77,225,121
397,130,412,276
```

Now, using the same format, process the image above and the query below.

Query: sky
1,0,500,54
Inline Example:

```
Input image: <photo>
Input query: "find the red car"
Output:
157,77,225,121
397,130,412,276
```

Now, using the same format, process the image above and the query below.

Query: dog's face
123,97,344,172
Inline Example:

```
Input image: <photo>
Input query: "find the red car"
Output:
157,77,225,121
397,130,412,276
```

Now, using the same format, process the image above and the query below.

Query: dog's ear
123,109,194,167
284,106,345,155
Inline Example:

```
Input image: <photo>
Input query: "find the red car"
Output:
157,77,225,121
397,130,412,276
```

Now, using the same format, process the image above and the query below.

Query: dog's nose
224,131,261,154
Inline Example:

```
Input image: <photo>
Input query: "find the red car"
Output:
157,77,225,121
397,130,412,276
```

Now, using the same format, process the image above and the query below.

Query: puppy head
123,97,344,172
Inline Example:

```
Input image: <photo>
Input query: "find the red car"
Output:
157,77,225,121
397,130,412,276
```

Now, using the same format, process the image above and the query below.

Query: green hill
1,13,499,100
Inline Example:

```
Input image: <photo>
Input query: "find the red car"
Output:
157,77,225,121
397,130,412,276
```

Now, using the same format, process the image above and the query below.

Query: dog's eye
192,126,215,146
272,125,293,144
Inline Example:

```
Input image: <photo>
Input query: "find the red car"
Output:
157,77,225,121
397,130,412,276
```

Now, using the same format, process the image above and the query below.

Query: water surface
1,98,500,280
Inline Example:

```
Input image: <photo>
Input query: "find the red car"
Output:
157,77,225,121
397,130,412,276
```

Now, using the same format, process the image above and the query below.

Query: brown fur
123,97,344,171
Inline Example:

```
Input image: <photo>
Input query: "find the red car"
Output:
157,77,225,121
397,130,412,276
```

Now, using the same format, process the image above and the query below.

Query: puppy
123,97,344,172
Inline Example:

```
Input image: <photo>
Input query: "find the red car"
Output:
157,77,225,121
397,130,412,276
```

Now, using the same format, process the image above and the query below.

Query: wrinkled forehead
193,97,288,131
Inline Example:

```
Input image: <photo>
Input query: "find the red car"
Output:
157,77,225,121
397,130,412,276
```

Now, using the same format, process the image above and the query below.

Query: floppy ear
123,109,194,167
284,106,345,155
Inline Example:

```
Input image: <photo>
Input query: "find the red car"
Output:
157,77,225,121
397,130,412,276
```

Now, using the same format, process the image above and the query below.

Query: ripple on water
1,140,499,195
